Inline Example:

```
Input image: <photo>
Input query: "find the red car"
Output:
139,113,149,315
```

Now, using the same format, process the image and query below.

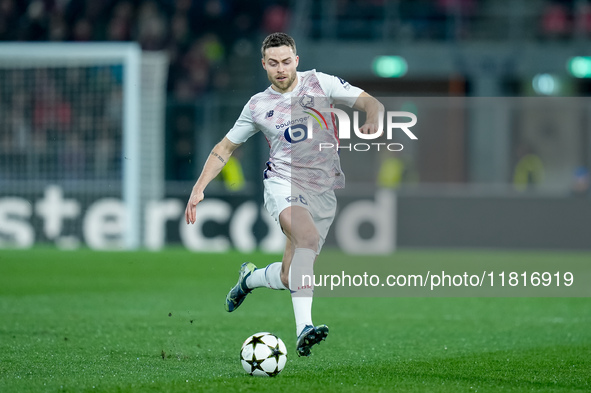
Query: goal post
0,43,168,249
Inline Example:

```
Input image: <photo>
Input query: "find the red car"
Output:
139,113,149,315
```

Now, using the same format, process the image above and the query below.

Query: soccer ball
240,332,287,377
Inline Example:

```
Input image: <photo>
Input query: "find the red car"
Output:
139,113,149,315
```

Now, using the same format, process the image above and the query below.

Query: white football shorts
263,176,337,253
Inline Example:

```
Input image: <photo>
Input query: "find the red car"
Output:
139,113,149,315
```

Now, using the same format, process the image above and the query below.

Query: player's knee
296,231,319,251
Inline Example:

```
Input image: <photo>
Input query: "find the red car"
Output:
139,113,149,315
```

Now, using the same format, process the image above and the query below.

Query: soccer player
185,32,383,356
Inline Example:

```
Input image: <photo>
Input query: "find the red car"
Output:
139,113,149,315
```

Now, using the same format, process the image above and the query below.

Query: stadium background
1,0,590,250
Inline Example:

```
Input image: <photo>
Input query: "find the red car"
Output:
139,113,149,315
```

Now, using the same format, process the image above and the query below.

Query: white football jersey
226,70,363,194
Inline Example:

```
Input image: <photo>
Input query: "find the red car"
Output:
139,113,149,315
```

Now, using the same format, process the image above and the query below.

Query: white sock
245,262,287,290
292,297,313,337
289,248,316,336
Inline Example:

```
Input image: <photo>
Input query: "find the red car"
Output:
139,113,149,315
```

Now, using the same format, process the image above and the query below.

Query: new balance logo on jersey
337,77,351,90
266,110,274,118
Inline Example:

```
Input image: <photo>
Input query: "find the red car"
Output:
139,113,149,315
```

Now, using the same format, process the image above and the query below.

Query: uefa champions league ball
240,332,287,377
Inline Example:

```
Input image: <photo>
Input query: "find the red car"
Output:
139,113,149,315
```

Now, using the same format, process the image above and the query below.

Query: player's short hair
261,32,297,58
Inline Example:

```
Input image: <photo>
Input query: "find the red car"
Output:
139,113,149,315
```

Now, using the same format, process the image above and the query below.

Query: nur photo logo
309,108,418,152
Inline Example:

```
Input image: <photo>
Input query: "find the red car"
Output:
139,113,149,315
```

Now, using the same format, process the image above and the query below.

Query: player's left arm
353,92,385,135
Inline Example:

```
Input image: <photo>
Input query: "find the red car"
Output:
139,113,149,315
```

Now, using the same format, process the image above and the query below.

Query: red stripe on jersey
307,107,329,129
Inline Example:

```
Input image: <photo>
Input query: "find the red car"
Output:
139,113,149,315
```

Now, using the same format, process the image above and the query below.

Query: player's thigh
263,177,309,225
263,178,290,226
310,191,337,253
279,206,318,251
263,177,331,251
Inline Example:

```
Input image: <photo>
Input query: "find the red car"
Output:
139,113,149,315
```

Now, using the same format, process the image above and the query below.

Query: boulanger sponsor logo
275,117,308,130
284,124,308,143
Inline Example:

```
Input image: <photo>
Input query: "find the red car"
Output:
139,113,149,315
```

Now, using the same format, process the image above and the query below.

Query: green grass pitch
1,248,590,392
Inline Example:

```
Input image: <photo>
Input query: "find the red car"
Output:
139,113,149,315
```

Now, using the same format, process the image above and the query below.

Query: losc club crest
299,94,314,108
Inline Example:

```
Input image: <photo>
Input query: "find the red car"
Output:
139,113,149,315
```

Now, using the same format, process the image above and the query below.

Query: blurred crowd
0,66,124,180
2,0,588,102
0,0,290,100
308,0,591,41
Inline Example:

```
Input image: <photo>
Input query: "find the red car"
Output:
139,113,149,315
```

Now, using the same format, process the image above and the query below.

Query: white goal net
0,43,168,250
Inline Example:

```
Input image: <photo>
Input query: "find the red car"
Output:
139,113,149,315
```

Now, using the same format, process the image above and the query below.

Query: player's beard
270,71,297,93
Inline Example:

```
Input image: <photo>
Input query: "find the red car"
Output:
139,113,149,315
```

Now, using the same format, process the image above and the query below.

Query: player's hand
185,189,204,224
359,123,380,135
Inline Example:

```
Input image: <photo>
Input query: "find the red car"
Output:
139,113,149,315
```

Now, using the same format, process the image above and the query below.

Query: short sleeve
226,102,258,144
316,71,364,107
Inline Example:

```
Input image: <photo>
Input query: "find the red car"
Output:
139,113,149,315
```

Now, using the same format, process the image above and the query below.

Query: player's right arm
185,137,241,224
